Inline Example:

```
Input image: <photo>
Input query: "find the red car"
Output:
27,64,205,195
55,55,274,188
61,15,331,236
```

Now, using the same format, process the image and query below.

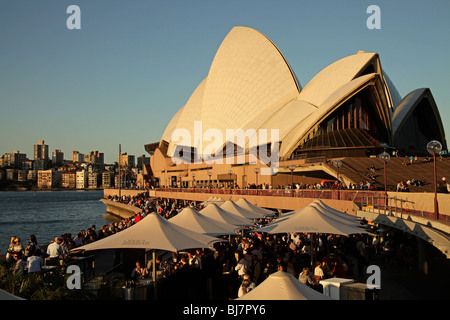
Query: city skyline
1,1,449,164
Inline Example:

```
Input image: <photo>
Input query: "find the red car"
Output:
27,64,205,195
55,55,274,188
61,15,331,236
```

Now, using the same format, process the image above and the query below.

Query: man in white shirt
27,251,43,273
46,237,64,266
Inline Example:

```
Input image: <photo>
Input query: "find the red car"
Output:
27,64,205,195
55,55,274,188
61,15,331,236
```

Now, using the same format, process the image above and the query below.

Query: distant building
76,171,88,189
6,169,17,181
22,159,33,171
52,149,64,166
17,170,28,182
85,151,104,165
72,151,84,163
114,175,124,189
1,151,27,169
119,152,135,168
27,170,36,181
34,140,49,161
33,159,49,171
62,172,77,189
102,172,114,188
137,155,150,170
88,172,100,189
37,169,61,189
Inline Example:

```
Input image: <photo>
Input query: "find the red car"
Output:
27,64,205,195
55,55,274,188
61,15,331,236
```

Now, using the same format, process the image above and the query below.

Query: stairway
337,156,450,193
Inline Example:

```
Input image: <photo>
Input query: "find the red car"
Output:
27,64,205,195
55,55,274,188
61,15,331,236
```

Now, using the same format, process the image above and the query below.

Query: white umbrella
200,203,254,227
304,201,361,227
221,200,265,220
312,199,360,222
257,205,367,236
211,197,225,205
71,212,224,291
236,271,332,300
202,196,215,205
72,212,222,253
169,206,240,236
202,197,225,206
234,198,276,217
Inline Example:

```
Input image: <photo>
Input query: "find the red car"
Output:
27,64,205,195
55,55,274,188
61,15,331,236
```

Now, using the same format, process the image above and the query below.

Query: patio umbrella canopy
257,205,367,236
200,203,255,227
234,198,276,217
220,200,266,220
236,271,332,300
300,202,361,227
312,199,360,222
169,206,240,236
71,212,223,253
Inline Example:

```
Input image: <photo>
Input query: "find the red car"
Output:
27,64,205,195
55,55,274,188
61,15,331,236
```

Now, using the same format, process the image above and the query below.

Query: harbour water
0,190,118,254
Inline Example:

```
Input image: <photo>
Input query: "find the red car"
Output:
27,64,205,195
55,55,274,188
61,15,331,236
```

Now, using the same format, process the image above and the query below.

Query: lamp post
254,167,260,186
288,164,296,196
207,170,212,191
254,167,260,195
228,169,233,188
427,140,442,220
333,159,342,200
378,151,390,207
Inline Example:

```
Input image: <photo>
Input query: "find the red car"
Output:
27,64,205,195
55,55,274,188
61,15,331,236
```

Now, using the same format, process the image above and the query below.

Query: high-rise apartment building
86,151,104,165
1,151,27,168
37,169,61,189
72,151,84,163
62,172,77,189
137,154,150,170
76,171,88,189
52,149,64,166
119,152,135,167
34,140,49,161
102,172,114,188
88,172,100,189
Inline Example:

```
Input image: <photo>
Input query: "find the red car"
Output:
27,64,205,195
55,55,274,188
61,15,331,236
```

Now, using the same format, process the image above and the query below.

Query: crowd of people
105,192,417,299
2,189,422,299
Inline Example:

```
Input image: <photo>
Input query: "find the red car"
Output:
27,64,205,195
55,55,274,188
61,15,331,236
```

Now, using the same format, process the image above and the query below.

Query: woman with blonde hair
6,236,24,261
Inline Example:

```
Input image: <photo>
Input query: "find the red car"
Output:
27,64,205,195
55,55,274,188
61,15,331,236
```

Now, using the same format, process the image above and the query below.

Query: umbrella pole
153,249,157,299
310,233,315,271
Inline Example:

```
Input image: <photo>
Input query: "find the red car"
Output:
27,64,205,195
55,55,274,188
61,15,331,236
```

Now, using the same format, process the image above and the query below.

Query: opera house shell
146,26,447,185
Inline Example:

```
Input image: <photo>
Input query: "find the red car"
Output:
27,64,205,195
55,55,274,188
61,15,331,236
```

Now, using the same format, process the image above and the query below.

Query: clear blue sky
1,0,449,164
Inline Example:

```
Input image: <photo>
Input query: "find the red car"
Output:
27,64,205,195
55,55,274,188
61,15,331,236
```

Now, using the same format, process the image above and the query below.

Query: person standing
24,235,38,258
46,237,64,266
131,261,149,280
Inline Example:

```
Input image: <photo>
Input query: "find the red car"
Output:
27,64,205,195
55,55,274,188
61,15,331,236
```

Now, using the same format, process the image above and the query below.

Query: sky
0,0,449,164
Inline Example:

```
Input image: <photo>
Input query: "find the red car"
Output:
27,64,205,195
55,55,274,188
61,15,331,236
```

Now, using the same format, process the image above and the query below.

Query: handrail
148,187,449,222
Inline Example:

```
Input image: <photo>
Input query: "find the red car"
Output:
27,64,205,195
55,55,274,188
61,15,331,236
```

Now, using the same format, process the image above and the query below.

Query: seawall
100,198,141,220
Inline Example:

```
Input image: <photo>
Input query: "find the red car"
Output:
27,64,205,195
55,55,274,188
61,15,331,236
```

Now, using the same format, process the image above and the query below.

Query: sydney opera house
144,26,447,188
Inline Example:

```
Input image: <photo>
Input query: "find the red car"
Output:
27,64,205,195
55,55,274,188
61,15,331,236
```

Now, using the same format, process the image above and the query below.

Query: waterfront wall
102,188,358,215
103,188,450,217
100,198,141,219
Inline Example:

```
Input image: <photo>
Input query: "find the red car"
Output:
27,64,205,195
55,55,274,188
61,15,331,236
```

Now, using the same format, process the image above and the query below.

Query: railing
153,187,450,222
